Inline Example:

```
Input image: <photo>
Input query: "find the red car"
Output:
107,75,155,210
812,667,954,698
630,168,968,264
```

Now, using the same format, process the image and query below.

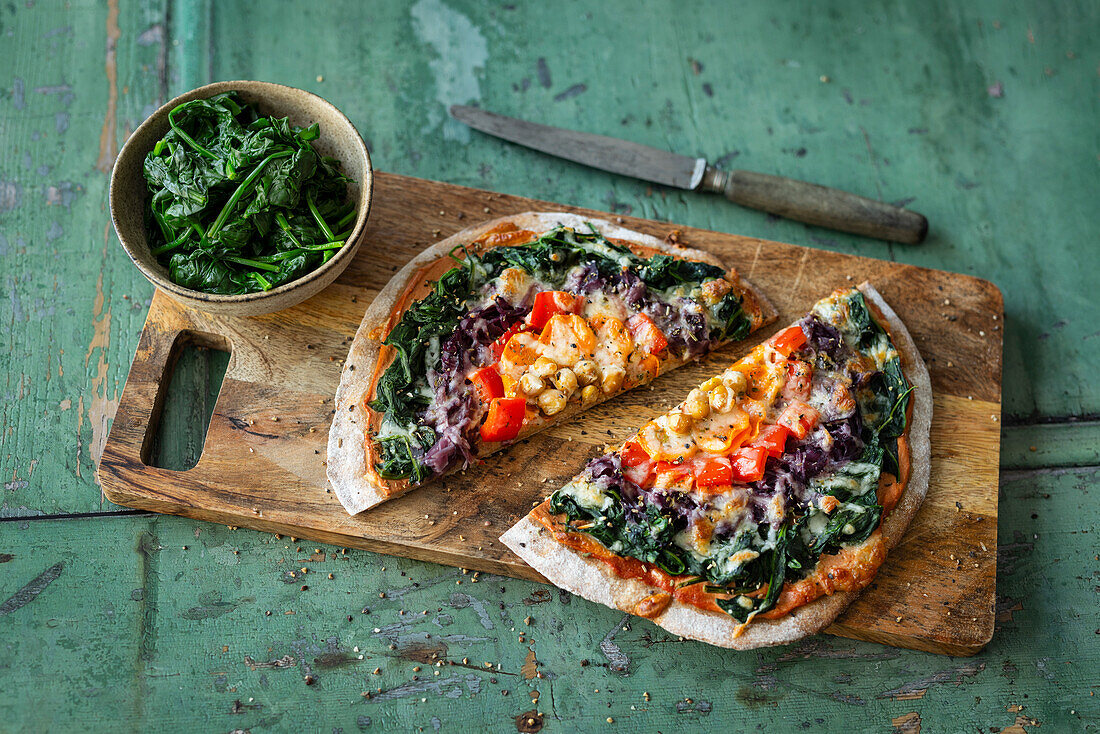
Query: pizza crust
327,212,775,515
500,282,932,649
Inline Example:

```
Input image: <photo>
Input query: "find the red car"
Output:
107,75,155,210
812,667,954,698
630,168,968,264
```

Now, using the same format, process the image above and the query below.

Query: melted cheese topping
559,479,612,513
588,314,632,373
580,290,629,323
639,417,697,461
810,461,881,497
866,331,899,369
811,291,851,330
494,267,535,303
692,406,751,454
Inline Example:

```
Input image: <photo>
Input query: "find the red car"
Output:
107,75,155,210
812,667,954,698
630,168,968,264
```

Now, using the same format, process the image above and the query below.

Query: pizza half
501,284,932,649
328,212,773,514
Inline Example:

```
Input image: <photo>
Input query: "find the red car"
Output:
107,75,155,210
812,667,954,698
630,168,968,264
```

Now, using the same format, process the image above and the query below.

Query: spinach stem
151,209,173,246
446,245,468,267
223,255,281,272
168,103,217,160
275,212,304,248
307,240,346,250
206,150,292,238
880,384,915,431
188,221,210,248
254,240,345,262
335,207,357,230
307,190,336,241
151,228,194,256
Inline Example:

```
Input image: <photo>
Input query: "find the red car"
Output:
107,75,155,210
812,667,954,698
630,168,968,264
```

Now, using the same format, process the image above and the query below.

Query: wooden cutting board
99,171,1003,656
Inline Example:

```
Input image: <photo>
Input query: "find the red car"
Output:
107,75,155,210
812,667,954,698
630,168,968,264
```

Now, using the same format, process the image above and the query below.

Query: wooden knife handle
700,167,928,244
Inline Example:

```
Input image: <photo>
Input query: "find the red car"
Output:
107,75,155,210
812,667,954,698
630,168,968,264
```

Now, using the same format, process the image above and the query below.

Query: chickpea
722,369,748,394
551,367,578,398
531,357,558,378
519,373,545,396
709,384,736,413
538,389,567,416
683,388,711,420
699,376,722,391
667,411,693,435
600,366,626,394
580,384,600,406
573,359,600,386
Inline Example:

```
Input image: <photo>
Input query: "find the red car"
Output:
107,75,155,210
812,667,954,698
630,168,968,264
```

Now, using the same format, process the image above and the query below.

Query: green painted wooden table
2,1,1097,731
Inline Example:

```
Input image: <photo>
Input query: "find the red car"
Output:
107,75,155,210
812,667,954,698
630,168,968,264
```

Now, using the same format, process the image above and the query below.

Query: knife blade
450,105,706,190
449,105,927,244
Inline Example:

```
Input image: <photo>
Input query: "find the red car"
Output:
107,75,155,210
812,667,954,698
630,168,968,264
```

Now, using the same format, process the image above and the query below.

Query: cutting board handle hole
146,331,231,471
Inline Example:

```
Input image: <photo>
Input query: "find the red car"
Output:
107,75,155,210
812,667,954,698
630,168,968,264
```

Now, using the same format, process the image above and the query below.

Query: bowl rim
109,79,373,305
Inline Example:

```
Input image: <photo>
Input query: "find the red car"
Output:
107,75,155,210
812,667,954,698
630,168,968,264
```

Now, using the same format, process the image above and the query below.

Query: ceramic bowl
110,80,372,316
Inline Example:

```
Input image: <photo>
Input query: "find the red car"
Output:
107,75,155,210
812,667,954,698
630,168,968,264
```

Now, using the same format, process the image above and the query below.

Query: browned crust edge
326,212,775,515
499,282,932,650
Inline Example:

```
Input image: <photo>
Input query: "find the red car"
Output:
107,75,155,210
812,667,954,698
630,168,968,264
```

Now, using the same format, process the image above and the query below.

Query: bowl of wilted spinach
110,80,372,315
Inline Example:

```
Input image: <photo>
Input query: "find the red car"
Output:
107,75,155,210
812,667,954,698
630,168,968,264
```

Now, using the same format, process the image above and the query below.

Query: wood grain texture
98,171,1003,655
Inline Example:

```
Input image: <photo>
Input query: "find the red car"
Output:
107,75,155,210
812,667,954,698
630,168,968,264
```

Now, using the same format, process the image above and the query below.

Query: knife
450,105,927,244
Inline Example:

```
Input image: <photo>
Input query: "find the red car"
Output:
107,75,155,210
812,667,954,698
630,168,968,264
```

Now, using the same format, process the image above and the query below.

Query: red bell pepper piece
653,460,692,485
479,397,527,443
770,325,808,356
695,457,733,487
620,438,654,486
620,438,651,467
470,365,504,404
627,313,668,356
490,321,530,360
529,291,582,330
730,446,768,483
750,424,790,458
